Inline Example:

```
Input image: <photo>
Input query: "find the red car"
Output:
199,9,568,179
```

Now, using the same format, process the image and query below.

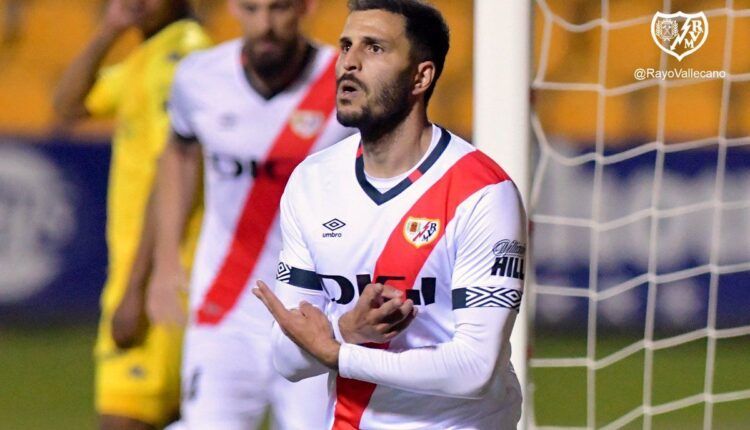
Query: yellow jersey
86,19,211,315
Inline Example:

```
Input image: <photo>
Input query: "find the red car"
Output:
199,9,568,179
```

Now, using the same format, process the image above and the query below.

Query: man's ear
412,61,436,97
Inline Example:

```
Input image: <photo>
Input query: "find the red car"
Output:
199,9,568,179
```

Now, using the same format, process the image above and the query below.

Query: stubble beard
246,37,298,80
337,69,414,142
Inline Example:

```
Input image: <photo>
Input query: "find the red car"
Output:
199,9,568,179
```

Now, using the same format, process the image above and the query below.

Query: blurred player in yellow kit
52,1,210,429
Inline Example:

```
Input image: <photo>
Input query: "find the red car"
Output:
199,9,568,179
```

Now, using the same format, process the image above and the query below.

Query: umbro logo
322,218,345,238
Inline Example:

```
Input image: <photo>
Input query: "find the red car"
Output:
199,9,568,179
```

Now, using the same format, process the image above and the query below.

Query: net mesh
529,0,750,428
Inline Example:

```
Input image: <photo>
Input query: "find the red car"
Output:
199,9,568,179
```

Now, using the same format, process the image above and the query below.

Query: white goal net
525,0,750,429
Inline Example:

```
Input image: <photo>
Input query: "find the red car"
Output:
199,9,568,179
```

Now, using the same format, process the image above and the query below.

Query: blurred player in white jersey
147,0,354,428
254,0,526,428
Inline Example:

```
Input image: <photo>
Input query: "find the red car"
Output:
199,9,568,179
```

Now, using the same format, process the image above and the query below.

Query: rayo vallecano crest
651,11,708,61
290,110,325,139
403,217,441,248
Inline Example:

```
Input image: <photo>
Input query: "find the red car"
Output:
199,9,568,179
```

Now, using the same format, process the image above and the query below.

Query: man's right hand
146,262,188,326
338,283,418,345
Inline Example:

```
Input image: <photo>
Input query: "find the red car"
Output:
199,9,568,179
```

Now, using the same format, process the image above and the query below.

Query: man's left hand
253,280,340,369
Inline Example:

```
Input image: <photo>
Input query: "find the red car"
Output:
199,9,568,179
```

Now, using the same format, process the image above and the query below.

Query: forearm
153,140,200,268
127,188,158,293
52,27,121,122
338,309,516,399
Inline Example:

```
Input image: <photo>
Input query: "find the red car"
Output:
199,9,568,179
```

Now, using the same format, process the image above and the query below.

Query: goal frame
474,1,533,428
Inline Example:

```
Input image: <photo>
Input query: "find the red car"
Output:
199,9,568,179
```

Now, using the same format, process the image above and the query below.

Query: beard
337,69,414,138
245,36,298,80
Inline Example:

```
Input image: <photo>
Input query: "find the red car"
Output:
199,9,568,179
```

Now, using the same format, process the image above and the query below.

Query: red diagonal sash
332,150,511,429
196,55,338,325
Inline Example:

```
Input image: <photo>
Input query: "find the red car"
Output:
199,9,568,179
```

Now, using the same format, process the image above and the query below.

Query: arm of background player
270,180,331,382
146,132,202,325
51,0,136,123
338,181,527,399
111,190,157,348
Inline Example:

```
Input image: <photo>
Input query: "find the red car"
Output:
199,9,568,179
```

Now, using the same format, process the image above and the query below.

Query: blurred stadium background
0,0,747,429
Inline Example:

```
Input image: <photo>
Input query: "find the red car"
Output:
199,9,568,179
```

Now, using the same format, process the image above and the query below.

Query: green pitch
0,325,96,430
0,325,747,429
533,332,750,429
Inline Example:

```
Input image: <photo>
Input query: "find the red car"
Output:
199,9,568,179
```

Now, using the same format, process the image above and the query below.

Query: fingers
357,283,384,310
370,298,415,339
298,300,316,316
372,295,411,323
145,269,189,326
380,284,404,301
252,280,290,322
383,305,418,341
383,298,416,326
149,297,186,326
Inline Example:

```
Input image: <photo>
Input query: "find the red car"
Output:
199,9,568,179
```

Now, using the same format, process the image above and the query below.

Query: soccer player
52,1,210,429
253,0,527,428
147,0,354,428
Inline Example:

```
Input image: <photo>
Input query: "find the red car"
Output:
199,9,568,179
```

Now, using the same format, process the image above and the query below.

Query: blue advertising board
0,136,109,324
533,143,750,333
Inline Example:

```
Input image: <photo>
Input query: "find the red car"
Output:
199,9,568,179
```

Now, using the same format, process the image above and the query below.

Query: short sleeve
451,181,527,311
85,64,126,118
167,63,197,139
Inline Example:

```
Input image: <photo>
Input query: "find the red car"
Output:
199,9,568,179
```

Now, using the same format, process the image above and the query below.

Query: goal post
473,1,533,428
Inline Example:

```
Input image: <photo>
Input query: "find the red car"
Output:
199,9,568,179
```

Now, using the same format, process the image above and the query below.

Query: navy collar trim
355,126,451,206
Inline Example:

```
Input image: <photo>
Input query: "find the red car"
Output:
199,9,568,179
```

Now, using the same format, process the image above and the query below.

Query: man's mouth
338,80,364,99
341,84,357,93
253,39,282,55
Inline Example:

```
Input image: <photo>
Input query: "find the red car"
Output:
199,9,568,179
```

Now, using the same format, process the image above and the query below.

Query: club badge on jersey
290,110,326,139
403,217,441,248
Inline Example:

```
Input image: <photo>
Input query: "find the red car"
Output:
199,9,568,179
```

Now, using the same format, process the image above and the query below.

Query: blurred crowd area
535,0,750,145
1,0,749,144
0,0,473,138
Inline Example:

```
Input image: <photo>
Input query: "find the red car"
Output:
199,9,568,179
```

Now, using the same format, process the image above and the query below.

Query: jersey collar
355,126,451,206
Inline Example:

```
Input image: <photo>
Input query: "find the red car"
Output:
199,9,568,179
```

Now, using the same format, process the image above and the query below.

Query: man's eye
370,45,383,53
341,44,351,53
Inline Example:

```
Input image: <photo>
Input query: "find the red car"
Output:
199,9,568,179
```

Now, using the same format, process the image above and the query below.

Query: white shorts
176,326,329,430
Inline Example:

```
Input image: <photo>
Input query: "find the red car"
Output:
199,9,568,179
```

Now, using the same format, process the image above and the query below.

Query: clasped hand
252,280,417,369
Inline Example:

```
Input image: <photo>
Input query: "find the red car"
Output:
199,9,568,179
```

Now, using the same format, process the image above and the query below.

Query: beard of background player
336,66,414,142
243,32,299,80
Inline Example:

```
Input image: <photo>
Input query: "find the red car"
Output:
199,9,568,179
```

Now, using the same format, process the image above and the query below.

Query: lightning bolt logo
671,18,693,50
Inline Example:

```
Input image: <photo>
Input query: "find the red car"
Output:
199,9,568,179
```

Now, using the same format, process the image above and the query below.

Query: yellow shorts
94,305,184,426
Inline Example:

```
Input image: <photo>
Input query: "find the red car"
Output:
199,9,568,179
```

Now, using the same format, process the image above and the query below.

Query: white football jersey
169,39,354,329
274,125,527,429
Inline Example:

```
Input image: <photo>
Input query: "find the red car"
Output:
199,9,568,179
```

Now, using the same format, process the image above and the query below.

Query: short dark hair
348,0,450,104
